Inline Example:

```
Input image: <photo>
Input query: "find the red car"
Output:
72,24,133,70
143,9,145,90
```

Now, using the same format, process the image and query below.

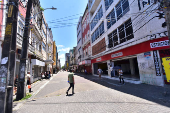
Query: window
91,22,104,43
116,0,129,21
90,6,103,31
122,0,130,15
125,18,134,40
108,18,133,48
42,30,46,38
118,24,125,43
116,2,122,20
42,42,46,51
105,0,113,10
18,20,24,36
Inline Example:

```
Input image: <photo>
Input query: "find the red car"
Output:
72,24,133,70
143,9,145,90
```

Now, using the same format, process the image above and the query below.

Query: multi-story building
76,16,83,72
65,53,70,70
53,41,57,73
88,0,168,86
0,0,8,62
79,5,92,74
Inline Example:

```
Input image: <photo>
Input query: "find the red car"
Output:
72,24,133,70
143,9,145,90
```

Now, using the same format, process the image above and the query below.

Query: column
129,58,135,76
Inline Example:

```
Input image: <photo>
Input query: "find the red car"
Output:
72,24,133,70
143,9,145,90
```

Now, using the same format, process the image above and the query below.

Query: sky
40,0,88,67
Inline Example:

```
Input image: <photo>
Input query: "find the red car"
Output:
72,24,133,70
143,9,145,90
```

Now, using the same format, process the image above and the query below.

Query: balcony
89,0,101,13
47,37,53,45
35,49,43,59
17,33,35,55
82,53,91,61
82,37,90,48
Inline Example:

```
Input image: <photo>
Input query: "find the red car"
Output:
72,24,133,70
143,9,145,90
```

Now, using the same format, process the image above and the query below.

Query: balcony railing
82,37,90,48
17,33,35,55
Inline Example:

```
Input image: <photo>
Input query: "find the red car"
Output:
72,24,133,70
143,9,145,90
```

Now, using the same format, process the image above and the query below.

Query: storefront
79,60,92,74
92,36,170,86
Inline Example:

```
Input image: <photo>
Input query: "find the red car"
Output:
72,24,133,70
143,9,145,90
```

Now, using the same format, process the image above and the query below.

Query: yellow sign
162,57,170,82
8,5,13,17
5,23,12,35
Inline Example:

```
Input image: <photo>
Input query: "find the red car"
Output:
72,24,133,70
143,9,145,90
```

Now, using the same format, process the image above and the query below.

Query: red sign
92,37,170,63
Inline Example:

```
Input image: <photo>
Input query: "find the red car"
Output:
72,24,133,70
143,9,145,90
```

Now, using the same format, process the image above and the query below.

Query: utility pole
16,0,33,100
0,0,19,113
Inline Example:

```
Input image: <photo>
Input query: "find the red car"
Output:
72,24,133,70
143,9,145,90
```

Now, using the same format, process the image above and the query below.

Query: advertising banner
162,57,170,82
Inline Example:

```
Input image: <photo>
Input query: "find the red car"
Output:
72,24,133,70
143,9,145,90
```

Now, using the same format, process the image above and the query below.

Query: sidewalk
13,75,55,110
75,72,170,107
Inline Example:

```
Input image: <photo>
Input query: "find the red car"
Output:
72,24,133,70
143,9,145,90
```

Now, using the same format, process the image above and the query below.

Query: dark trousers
67,83,74,94
119,76,124,84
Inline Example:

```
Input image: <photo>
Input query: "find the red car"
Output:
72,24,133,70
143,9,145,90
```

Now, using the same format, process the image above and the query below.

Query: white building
88,0,168,86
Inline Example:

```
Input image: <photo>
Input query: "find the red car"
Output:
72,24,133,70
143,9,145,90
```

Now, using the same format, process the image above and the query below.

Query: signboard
162,57,170,82
96,57,101,62
111,52,123,58
153,51,161,76
150,40,169,48
144,52,151,60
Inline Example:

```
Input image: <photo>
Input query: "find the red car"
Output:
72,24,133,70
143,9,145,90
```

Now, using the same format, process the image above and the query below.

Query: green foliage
61,66,64,69
40,7,44,11
21,93,32,100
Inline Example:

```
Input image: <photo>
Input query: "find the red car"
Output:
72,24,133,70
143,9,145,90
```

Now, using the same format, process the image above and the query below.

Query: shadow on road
74,73,170,108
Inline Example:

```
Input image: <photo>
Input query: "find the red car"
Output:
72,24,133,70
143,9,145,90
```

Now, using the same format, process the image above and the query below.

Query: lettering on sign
8,5,13,17
5,23,12,35
153,50,161,76
150,40,169,48
111,52,123,58
96,57,101,62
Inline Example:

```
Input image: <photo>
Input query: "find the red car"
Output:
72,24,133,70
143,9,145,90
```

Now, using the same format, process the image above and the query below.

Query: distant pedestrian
27,72,32,93
97,67,103,79
119,69,124,84
14,75,18,95
85,69,87,75
66,70,75,96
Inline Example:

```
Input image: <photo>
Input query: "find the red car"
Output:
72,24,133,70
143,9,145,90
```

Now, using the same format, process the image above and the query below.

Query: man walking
119,69,124,84
66,70,75,96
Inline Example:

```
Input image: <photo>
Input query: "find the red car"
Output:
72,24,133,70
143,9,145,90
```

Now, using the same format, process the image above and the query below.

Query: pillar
129,58,135,76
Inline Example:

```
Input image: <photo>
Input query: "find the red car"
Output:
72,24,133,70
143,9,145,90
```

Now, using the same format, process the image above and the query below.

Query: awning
45,59,54,64
31,59,45,66
79,60,91,65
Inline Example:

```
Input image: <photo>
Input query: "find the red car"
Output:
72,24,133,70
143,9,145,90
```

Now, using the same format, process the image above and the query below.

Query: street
13,72,170,113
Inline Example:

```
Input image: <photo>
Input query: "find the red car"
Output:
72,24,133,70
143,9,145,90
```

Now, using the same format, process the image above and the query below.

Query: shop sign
96,57,101,62
111,52,123,58
162,57,170,82
144,52,151,60
153,51,161,76
150,40,169,48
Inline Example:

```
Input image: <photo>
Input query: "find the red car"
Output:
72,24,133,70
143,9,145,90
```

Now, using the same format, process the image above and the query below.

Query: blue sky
40,0,88,67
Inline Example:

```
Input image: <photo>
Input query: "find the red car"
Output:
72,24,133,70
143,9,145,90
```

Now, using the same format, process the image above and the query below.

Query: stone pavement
13,71,170,113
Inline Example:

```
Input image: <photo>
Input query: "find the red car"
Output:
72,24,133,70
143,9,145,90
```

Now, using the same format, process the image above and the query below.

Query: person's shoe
66,91,68,96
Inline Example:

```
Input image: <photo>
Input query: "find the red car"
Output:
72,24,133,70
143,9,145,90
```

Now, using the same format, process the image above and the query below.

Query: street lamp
30,6,57,20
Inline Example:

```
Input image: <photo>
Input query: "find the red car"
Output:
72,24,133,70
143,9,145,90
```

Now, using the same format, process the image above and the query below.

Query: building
88,0,169,86
65,53,70,70
0,0,8,63
53,41,57,73
76,16,83,72
79,5,92,74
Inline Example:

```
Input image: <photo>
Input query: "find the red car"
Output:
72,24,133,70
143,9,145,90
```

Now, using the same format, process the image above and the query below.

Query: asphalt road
13,71,170,113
